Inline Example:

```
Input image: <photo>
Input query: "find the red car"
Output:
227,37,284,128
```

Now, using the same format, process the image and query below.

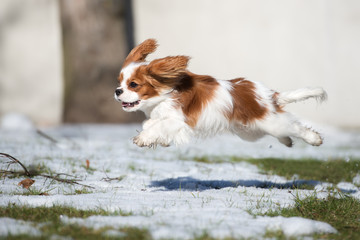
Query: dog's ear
146,56,190,87
122,39,158,68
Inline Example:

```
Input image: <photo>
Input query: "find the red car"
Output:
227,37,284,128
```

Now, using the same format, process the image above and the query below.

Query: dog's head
115,39,190,112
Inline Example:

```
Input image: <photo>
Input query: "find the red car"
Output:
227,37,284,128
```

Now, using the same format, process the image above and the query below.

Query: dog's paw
159,143,170,147
306,131,323,146
302,128,323,146
133,135,155,148
133,132,170,148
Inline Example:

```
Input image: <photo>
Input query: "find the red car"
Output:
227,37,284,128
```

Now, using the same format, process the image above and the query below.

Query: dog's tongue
122,102,130,107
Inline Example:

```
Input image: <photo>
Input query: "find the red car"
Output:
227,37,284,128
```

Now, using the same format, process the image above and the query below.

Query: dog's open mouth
122,100,141,108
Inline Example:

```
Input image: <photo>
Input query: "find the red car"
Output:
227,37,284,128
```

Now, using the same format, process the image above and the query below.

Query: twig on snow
101,170,125,182
0,153,31,176
0,152,94,189
36,129,59,144
41,174,94,189
101,176,125,182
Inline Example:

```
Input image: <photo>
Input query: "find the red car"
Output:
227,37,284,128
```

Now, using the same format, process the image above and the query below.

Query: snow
0,124,359,239
0,113,34,130
267,216,337,236
0,217,41,237
353,174,360,186
60,213,337,239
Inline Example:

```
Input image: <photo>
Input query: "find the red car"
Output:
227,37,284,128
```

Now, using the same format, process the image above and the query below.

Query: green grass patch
28,162,53,175
81,165,97,174
192,156,225,164
6,226,151,240
0,204,148,240
263,192,360,240
74,188,94,195
263,229,296,240
192,156,360,185
237,157,360,184
0,204,132,222
13,186,56,196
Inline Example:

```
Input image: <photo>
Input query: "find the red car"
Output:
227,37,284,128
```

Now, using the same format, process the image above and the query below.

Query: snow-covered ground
0,124,359,239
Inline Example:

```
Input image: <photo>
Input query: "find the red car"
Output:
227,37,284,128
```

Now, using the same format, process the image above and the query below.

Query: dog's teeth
122,100,140,108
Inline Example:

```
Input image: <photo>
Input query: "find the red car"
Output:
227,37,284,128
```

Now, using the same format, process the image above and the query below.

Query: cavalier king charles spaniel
115,39,327,148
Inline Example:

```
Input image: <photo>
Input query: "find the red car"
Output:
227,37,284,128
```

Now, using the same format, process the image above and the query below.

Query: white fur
140,92,173,117
133,98,193,147
194,79,233,137
277,87,327,105
121,62,148,80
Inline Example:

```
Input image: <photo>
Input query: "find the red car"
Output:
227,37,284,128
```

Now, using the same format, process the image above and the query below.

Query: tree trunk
60,0,144,123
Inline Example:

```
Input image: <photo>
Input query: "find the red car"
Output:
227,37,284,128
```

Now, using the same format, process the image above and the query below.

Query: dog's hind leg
291,123,323,146
256,112,323,147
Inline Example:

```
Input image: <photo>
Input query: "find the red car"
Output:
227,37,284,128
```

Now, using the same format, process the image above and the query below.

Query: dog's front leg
133,119,169,148
133,118,192,148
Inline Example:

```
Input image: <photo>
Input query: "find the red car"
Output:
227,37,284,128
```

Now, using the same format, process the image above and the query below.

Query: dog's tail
276,87,327,106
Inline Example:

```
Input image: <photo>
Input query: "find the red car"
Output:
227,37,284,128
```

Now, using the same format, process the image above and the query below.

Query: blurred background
0,0,359,129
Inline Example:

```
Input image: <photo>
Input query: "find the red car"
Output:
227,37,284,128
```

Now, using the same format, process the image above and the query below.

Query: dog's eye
129,81,138,88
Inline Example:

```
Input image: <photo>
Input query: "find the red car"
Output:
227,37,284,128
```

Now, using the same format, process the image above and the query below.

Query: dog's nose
115,88,123,96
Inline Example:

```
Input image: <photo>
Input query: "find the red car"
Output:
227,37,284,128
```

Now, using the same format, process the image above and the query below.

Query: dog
114,39,327,148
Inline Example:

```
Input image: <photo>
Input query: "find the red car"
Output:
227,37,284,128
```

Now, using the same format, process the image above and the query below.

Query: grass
74,188,94,194
192,156,225,164
6,226,151,240
263,191,360,240
0,204,133,222
0,204,150,240
262,229,297,240
193,231,238,240
192,156,360,185
28,162,53,175
239,157,360,184
14,186,55,196
81,164,96,174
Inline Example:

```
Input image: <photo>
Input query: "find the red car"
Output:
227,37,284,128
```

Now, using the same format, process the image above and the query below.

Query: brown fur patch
146,56,190,90
125,65,160,100
122,39,158,68
228,79,268,124
147,56,189,79
173,72,219,127
117,73,124,83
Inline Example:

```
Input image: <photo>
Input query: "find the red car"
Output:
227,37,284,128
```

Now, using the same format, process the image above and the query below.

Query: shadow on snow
150,177,358,193
150,177,320,191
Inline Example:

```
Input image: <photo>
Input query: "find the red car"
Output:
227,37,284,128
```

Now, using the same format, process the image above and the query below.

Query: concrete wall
0,0,63,126
133,0,360,128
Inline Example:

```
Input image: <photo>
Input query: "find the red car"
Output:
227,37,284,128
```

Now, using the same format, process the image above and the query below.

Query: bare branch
40,174,94,189
0,153,94,189
36,129,59,144
101,175,125,182
0,153,31,177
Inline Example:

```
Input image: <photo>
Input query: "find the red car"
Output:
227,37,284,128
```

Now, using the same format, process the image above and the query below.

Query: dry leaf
39,192,49,196
18,178,35,189
86,159,90,169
